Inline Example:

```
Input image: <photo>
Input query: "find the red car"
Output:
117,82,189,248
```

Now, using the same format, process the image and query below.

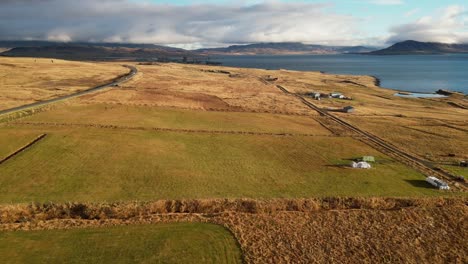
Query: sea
213,54,468,94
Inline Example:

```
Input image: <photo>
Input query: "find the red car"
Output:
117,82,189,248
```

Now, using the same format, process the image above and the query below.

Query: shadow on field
405,180,435,189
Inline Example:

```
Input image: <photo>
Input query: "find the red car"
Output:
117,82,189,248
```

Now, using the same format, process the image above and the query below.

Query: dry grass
79,63,315,114
0,57,129,110
0,197,466,264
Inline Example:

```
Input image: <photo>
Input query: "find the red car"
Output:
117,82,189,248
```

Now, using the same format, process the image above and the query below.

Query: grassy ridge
0,223,242,264
0,125,440,203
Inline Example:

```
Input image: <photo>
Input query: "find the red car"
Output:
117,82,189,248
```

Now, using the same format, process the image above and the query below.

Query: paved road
0,65,138,116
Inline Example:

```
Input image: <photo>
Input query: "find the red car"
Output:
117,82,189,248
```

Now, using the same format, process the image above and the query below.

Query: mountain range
196,42,377,55
1,40,467,60
0,41,193,60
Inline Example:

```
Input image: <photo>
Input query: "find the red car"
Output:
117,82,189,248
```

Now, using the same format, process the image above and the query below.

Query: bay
214,54,468,94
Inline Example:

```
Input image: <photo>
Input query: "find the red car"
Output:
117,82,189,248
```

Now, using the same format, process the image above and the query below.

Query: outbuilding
426,176,450,190
343,106,355,113
351,161,371,169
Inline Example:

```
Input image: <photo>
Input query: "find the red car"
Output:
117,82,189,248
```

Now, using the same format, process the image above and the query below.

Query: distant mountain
196,42,377,55
0,40,185,51
370,40,468,55
0,41,193,60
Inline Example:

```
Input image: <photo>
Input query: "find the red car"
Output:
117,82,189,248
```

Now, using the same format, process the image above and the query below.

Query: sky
0,0,467,49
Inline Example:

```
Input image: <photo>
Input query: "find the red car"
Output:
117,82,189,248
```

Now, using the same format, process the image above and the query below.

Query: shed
362,156,375,162
343,106,355,113
426,176,450,190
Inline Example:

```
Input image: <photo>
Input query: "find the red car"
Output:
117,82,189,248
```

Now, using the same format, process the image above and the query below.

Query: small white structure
426,176,450,190
351,161,371,169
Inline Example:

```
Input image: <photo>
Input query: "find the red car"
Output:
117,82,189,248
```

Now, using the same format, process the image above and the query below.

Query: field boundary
76,101,316,116
0,197,464,231
0,133,47,165
9,121,338,137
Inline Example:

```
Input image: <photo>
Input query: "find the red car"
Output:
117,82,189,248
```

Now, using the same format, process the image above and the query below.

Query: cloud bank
388,5,468,44
0,0,363,48
0,0,466,48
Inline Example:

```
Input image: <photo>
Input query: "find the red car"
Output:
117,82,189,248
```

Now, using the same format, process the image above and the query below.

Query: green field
0,122,441,203
17,103,327,134
0,223,242,264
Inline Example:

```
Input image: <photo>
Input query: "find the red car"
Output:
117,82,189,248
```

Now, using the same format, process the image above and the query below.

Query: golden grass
0,57,129,110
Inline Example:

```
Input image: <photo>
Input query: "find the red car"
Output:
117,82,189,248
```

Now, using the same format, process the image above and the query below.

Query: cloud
388,5,468,44
404,8,420,17
0,0,367,48
369,0,404,5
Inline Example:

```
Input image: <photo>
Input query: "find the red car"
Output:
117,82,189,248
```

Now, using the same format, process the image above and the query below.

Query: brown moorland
0,57,129,110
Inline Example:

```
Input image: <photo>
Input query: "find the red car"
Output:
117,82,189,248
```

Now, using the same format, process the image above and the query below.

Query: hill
196,42,377,55
0,42,193,61
370,40,468,55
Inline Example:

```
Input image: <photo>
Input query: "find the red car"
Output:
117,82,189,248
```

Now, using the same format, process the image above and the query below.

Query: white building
426,176,450,190
351,161,371,169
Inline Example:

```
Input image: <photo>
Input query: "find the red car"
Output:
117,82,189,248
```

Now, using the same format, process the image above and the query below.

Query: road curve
0,65,138,116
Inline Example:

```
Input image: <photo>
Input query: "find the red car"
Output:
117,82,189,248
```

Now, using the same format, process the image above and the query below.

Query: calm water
214,54,468,94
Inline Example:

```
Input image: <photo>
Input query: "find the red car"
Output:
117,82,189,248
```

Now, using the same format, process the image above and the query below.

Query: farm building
343,106,355,113
330,92,342,98
362,156,375,162
426,176,450,190
351,161,371,169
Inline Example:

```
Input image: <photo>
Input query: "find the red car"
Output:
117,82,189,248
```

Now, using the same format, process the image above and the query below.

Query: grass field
17,103,328,134
0,223,242,264
0,124,442,203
